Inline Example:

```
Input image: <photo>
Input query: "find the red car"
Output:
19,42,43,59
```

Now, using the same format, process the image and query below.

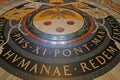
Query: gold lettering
92,38,101,45
107,46,118,55
17,59,31,70
15,36,23,41
12,54,21,63
22,42,30,48
54,49,60,57
53,67,61,76
97,31,105,35
107,18,114,23
18,38,27,44
74,47,83,55
113,29,120,32
29,64,38,74
111,24,118,28
3,50,14,59
96,56,106,65
91,31,105,45
32,46,41,54
113,36,120,40
63,49,72,57
12,33,21,38
40,64,51,75
82,44,90,51
42,48,47,56
97,34,104,40
89,59,99,69
113,32,120,36
0,18,6,22
0,18,5,27
64,65,72,76
80,62,92,72
102,51,112,60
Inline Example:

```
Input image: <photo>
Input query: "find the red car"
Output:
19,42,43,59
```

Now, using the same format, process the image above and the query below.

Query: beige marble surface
0,0,120,80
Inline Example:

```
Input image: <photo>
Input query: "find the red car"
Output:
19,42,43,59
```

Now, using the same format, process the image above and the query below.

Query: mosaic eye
44,21,52,26
67,20,75,25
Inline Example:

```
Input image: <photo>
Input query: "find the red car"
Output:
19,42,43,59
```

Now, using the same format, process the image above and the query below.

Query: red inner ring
24,12,94,44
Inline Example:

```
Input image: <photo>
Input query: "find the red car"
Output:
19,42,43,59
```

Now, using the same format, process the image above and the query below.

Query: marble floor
0,0,120,80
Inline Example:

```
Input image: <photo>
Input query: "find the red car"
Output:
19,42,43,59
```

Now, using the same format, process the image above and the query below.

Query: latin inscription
11,29,106,58
0,41,119,77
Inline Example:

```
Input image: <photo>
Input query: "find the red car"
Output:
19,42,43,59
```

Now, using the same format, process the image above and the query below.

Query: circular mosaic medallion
0,1,120,80
24,7,93,44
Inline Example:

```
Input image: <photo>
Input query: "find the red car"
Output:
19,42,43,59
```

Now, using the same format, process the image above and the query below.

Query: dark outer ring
0,42,120,80
7,29,110,63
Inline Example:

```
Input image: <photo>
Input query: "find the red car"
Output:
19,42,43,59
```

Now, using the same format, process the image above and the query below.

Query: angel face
33,19,84,35
24,7,93,43
33,8,84,35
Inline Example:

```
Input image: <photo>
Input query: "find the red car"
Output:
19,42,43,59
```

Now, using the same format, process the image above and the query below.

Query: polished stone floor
0,0,120,80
